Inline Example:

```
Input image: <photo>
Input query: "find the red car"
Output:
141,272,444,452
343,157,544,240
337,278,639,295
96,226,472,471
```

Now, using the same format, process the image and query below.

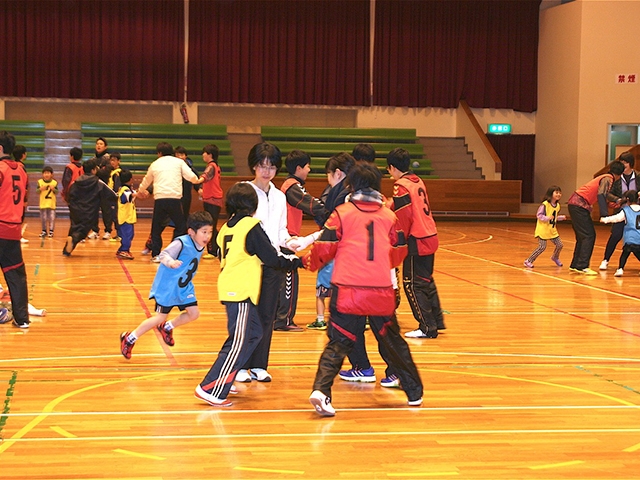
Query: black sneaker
39,231,46,238
12,319,30,329
156,322,175,346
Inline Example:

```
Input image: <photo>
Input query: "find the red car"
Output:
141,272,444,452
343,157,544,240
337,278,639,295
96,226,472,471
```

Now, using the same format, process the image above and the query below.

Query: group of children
117,141,447,417
524,153,640,277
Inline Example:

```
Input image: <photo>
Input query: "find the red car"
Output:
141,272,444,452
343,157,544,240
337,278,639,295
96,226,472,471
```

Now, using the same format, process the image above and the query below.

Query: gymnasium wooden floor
1,218,639,479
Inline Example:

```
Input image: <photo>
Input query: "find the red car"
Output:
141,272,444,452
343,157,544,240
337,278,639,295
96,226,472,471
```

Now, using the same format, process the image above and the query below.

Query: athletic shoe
306,320,327,330
229,384,239,395
157,322,174,346
250,368,272,382
614,268,624,277
380,374,401,388
551,257,563,267
151,256,161,263
0,308,10,324
109,236,120,242
599,259,609,270
116,251,134,260
120,332,134,359
338,367,375,383
235,369,251,383
20,237,29,244
274,324,304,332
48,231,54,238
62,236,73,256
202,253,216,259
523,260,534,268
407,397,423,406
87,231,99,240
39,231,46,238
581,268,598,276
309,390,335,417
141,248,151,255
102,232,111,240
13,319,30,329
404,328,437,339
194,385,233,407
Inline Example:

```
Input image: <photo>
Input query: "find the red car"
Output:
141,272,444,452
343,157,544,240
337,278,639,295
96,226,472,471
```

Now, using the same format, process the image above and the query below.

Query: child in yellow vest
38,166,58,238
524,185,566,268
115,169,136,260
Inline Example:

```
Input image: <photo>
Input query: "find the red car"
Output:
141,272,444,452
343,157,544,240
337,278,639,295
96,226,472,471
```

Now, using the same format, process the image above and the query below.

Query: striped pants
526,236,563,264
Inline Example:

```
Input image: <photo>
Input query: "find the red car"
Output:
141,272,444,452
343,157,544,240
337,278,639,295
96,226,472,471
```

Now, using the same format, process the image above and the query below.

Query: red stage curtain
488,134,535,202
187,0,370,105
0,0,183,101
373,0,540,112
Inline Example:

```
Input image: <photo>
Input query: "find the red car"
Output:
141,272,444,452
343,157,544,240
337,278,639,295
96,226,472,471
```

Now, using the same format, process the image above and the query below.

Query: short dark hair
326,152,355,175
352,143,376,163
248,142,282,171
386,147,411,173
119,168,132,185
609,160,625,176
96,137,108,146
42,166,54,174
174,146,188,156
348,163,382,193
202,144,219,162
83,158,98,174
156,142,174,156
285,149,311,175
225,182,258,217
187,210,214,232
0,131,16,155
12,144,26,161
109,151,121,160
619,152,635,168
623,189,639,204
70,147,83,161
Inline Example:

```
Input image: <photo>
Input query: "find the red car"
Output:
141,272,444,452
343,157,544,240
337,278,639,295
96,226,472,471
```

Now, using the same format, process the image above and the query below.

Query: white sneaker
20,237,29,244
235,369,251,383
87,231,98,240
151,256,161,263
614,268,624,277
599,260,609,270
309,390,335,417
141,248,151,255
408,397,423,406
250,368,272,382
102,232,111,240
194,385,232,407
404,328,428,338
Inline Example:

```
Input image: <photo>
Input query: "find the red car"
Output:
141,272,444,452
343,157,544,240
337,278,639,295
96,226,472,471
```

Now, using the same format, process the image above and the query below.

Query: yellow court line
0,371,178,455
387,473,459,477
422,367,637,406
113,448,165,460
234,466,304,475
623,442,640,452
50,425,76,438
530,460,585,470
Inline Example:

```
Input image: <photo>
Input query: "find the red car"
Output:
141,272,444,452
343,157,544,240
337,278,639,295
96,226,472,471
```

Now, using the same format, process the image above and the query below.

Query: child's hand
557,215,566,221
169,260,183,269
600,217,606,223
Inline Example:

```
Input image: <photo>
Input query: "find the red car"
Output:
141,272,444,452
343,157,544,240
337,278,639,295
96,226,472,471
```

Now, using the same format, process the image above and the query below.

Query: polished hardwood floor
1,218,640,479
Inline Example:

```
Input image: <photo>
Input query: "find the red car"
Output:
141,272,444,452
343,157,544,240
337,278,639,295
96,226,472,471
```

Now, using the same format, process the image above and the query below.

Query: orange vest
575,174,613,205
202,162,223,203
0,158,28,240
62,162,83,201
281,177,303,236
395,174,438,239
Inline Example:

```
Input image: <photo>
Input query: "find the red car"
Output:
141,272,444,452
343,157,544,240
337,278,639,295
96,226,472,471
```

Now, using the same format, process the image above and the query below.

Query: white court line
2,404,639,418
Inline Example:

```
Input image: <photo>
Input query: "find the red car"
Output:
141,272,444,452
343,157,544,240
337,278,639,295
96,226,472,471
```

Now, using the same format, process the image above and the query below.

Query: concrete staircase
419,137,483,179
44,130,82,172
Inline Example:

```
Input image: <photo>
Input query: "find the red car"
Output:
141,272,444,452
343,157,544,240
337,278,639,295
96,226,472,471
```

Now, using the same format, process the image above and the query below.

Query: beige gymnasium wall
536,0,640,200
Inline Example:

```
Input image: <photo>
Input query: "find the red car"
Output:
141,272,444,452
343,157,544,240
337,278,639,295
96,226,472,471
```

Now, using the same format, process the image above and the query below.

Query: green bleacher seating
80,123,236,174
261,126,436,178
0,121,46,171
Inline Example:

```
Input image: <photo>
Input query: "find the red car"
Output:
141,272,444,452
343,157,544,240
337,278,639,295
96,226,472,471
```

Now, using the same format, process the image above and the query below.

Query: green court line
0,371,18,436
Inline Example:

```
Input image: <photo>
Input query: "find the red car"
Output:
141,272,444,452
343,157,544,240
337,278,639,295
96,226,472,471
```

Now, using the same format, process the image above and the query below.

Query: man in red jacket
306,163,423,416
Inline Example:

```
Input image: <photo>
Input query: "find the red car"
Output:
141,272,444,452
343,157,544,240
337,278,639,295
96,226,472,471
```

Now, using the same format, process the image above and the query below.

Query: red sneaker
157,322,175,346
120,332,134,359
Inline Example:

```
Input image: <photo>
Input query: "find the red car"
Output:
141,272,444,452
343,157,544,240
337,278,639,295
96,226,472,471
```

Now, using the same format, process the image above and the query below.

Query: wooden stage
1,218,639,479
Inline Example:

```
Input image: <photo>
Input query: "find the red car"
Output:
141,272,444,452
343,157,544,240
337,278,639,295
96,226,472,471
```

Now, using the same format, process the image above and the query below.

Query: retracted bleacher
80,123,236,174
0,121,46,171
261,126,436,178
